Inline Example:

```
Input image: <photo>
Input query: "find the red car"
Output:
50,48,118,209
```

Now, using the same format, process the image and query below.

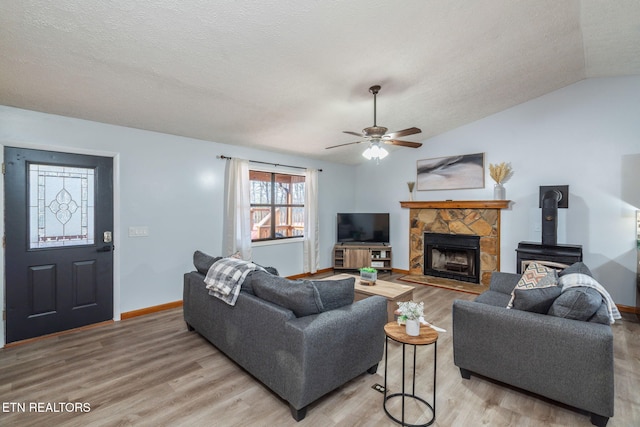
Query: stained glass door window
29,164,95,248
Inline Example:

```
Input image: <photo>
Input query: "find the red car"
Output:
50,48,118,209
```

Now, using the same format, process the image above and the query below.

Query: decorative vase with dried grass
489,162,513,200
407,182,415,201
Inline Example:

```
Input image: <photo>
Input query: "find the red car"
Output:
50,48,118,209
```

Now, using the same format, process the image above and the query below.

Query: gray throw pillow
262,266,279,275
194,250,222,275
507,262,558,309
242,268,281,295
251,272,324,317
241,270,257,295
559,262,593,278
588,302,610,325
512,286,562,314
548,286,603,321
311,277,355,311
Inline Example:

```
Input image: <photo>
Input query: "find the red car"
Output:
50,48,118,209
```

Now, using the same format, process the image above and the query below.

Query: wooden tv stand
332,243,392,273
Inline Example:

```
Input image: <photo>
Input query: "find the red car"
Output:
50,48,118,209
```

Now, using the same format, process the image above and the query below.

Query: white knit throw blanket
558,273,621,324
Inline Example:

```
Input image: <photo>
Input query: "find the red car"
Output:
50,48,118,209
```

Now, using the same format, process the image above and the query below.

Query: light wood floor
1,273,638,426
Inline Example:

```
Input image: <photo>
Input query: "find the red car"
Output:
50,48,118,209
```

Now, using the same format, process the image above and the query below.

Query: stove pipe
542,190,562,246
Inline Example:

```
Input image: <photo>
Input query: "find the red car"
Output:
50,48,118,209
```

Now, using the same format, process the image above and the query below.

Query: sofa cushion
511,285,562,313
548,286,603,321
241,271,258,295
261,266,279,276
194,251,279,292
194,250,222,275
242,268,280,295
507,262,558,309
311,277,355,311
475,290,512,307
251,273,324,317
587,301,611,325
488,272,520,295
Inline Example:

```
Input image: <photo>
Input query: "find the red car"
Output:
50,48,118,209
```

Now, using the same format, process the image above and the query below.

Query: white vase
405,319,420,336
407,182,415,201
494,183,506,200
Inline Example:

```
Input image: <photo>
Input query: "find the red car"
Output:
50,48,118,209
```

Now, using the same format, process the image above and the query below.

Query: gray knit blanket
204,257,264,306
558,272,622,324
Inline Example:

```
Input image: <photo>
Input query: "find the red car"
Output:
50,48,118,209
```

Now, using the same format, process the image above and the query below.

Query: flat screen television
337,213,390,244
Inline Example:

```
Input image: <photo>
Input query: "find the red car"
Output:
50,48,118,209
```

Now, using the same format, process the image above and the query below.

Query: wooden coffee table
328,274,414,322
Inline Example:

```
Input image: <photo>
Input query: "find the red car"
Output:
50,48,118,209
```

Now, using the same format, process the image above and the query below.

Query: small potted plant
359,267,377,285
396,301,424,336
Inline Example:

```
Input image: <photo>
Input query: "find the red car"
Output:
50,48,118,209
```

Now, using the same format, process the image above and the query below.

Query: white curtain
222,158,252,260
303,168,319,273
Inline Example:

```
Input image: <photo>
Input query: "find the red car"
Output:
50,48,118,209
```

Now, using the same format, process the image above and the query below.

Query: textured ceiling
1,0,639,164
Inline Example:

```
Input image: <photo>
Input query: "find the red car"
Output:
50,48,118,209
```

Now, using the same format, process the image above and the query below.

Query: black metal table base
383,336,437,427
384,393,434,427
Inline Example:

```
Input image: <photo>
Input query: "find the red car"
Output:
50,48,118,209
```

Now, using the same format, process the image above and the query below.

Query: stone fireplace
400,200,510,287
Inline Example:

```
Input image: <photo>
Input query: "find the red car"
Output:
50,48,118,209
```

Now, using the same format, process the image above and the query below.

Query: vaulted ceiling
1,1,639,164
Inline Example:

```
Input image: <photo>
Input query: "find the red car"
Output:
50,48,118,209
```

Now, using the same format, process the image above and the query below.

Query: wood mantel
400,200,510,209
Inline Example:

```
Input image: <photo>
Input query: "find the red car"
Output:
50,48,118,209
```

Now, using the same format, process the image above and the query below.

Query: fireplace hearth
424,233,480,283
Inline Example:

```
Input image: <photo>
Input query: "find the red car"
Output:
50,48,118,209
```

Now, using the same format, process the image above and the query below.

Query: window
28,163,95,248
249,170,305,242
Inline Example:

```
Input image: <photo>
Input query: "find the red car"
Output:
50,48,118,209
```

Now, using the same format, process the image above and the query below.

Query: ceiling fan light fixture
362,139,388,162
377,146,389,159
326,84,422,155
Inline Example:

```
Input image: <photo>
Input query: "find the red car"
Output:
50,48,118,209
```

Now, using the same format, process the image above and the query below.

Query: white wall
2,76,638,347
0,107,356,346
354,76,640,307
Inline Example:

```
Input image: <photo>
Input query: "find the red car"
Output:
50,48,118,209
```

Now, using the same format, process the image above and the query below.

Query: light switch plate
128,226,149,237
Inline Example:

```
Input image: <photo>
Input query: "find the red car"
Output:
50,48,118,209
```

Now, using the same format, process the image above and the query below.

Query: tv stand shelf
333,244,392,273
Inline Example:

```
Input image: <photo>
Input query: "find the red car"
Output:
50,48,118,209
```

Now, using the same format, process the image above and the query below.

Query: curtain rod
217,155,322,172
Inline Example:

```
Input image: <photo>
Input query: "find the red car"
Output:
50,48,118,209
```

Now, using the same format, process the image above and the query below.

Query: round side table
383,322,438,427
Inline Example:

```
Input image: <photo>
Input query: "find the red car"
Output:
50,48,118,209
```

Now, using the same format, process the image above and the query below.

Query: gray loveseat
452,264,614,427
183,254,387,421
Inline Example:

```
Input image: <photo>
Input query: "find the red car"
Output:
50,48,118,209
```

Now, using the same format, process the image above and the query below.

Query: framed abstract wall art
417,152,485,191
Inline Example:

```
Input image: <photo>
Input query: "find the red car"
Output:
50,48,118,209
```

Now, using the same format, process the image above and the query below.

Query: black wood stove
515,241,583,274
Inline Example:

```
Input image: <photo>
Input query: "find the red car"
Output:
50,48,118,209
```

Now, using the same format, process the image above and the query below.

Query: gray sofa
452,267,614,427
183,259,387,421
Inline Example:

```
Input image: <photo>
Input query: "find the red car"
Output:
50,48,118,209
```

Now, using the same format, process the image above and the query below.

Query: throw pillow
558,261,593,278
311,277,355,311
507,262,558,309
587,302,611,325
242,268,279,295
194,250,222,275
511,286,562,313
251,273,324,317
241,271,258,295
548,286,603,321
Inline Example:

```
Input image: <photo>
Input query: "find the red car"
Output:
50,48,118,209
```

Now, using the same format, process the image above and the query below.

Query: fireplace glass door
424,233,480,283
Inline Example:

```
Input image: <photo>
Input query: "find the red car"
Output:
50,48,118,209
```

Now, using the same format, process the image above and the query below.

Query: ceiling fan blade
325,140,364,150
384,139,423,148
384,127,422,139
343,131,365,137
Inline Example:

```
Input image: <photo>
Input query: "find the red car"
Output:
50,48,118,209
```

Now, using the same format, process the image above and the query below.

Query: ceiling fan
326,85,422,161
